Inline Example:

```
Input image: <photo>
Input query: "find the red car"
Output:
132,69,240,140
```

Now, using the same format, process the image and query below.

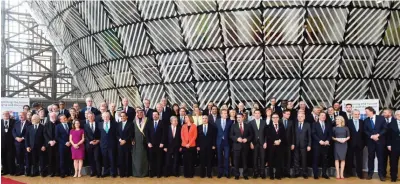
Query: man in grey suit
249,109,267,178
281,110,295,178
293,113,311,179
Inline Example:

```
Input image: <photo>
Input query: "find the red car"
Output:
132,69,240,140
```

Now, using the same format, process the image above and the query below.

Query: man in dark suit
80,97,100,120
55,115,72,178
287,101,297,121
267,97,282,117
203,102,214,116
12,111,32,176
117,112,133,178
197,115,217,178
312,112,332,179
230,113,252,180
2,111,16,175
177,107,187,128
382,108,396,178
43,112,60,177
216,109,233,178
160,97,172,122
84,112,101,178
281,110,295,178
249,109,267,178
208,106,220,125
99,112,117,177
293,113,311,178
364,106,387,181
163,116,181,177
387,110,400,182
120,97,135,122
146,110,165,178
25,115,46,177
333,102,348,120
267,113,287,180
327,107,336,127
345,109,365,179
58,101,70,118
143,99,155,120
345,104,353,120
95,106,108,123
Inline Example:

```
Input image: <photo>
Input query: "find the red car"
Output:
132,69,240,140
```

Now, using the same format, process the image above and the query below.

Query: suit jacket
203,109,212,116
12,120,32,147
143,108,155,120
99,121,117,150
181,124,197,147
196,124,217,149
387,120,400,152
145,119,164,146
249,119,267,145
230,122,252,151
25,124,45,149
84,122,101,148
312,121,332,145
208,114,220,125
120,106,136,122
216,118,233,146
327,114,336,127
288,109,297,121
177,115,186,128
59,109,70,118
334,110,348,121
161,106,172,122
2,119,15,149
44,120,60,147
267,105,282,117
116,121,133,149
266,123,287,148
55,123,72,147
280,119,295,146
364,115,387,144
163,125,181,151
347,119,365,148
80,107,100,120
295,122,311,149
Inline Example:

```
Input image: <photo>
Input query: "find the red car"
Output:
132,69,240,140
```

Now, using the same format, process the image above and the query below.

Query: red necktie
240,123,244,135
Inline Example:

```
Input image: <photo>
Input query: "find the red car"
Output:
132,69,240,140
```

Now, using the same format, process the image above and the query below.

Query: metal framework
1,0,82,102
26,0,400,109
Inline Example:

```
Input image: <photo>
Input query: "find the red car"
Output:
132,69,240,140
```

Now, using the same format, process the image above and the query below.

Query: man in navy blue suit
99,112,117,178
387,110,400,182
55,115,72,178
80,97,100,120
120,97,135,122
364,106,387,181
84,112,101,178
117,112,133,178
216,109,232,178
12,111,31,176
311,112,332,179
382,108,396,178
25,115,46,177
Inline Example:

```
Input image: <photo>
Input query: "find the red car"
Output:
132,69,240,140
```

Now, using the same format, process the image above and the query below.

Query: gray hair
170,116,177,122
352,109,360,114
85,97,93,102
395,110,400,116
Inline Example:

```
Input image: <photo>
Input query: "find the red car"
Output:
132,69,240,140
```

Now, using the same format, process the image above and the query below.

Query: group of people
1,97,400,182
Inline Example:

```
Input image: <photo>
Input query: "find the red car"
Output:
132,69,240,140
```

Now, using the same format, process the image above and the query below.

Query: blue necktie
370,119,374,129
204,125,207,136
154,121,158,131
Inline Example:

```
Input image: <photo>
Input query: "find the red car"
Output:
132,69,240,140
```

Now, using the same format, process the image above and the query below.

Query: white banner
342,99,379,172
1,97,30,120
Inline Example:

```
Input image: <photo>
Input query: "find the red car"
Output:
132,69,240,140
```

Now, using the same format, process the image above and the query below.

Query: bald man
25,115,46,177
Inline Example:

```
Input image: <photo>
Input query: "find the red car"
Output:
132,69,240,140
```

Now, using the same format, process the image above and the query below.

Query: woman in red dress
69,120,85,177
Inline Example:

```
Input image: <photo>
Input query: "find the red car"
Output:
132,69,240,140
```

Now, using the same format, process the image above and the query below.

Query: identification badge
5,129,8,133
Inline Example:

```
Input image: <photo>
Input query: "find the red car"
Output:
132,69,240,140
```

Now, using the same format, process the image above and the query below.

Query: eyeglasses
272,117,279,119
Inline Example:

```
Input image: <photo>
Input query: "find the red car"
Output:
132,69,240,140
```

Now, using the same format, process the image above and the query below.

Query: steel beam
1,0,6,97
51,48,57,100
7,72,52,99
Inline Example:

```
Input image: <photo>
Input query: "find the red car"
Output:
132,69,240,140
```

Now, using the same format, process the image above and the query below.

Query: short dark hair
211,105,218,110
120,112,127,116
236,113,244,117
59,101,66,105
271,113,280,117
53,104,59,108
365,106,376,114
345,104,352,107
283,109,291,114
254,109,261,113
152,111,159,115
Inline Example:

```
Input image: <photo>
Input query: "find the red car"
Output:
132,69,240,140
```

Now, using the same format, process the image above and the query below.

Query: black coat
117,121,134,149
44,120,60,147
230,122,253,151
25,124,45,149
145,119,165,146
347,119,365,149
2,119,15,149
196,124,217,149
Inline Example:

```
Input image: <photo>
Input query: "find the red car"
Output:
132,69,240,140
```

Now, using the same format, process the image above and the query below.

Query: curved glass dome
28,0,400,109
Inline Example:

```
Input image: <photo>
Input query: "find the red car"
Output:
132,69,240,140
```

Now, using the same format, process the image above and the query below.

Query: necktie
370,119,374,129
222,120,225,131
122,122,125,131
298,123,302,131
275,124,278,133
314,115,318,122
160,112,163,120
354,120,359,132
40,119,44,125
321,123,325,133
105,123,109,133
240,123,243,135
181,117,184,124
21,122,25,133
154,121,158,130
5,121,8,129
64,124,68,133
204,125,207,136
91,123,94,133
256,120,260,130
284,120,287,129
35,125,38,131
386,118,390,124
172,126,175,138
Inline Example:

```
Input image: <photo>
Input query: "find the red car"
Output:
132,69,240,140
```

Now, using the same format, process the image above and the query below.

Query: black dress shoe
276,177,281,180
391,179,397,182
96,175,101,178
60,175,65,178
303,175,308,179
225,174,230,179
112,174,117,178
314,176,319,179
253,174,258,179
244,176,249,180
207,176,212,178
358,176,364,179
366,175,372,180
90,174,96,177
261,175,266,179
379,176,385,181
270,176,275,180
322,175,329,179
217,174,222,178
235,176,239,180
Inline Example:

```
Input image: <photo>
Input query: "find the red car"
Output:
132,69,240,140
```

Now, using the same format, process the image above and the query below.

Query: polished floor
2,175,394,184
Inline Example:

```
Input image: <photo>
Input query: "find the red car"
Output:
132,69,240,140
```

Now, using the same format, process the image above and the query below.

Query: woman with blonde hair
332,116,350,179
